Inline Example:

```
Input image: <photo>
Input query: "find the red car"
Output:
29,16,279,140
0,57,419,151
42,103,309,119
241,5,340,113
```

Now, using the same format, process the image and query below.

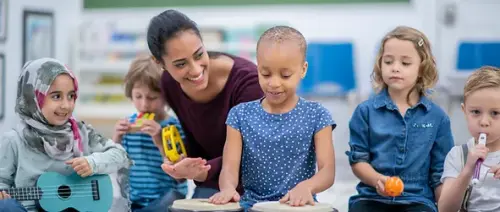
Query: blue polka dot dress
226,97,336,208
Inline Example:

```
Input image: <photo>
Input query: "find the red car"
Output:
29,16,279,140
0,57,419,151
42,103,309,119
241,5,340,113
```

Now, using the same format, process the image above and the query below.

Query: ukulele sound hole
57,185,71,199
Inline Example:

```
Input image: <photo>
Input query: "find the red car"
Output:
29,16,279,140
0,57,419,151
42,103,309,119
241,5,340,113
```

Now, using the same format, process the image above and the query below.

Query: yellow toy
162,125,187,163
129,112,155,132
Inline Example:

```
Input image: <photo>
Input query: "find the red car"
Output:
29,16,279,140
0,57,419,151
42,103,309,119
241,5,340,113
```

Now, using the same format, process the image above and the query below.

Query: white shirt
441,138,500,212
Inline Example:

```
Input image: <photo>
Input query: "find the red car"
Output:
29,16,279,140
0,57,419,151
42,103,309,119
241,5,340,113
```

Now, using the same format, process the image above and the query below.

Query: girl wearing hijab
0,58,131,212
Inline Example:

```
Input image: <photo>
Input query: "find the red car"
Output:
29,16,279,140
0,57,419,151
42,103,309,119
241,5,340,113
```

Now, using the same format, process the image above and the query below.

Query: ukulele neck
1,187,42,201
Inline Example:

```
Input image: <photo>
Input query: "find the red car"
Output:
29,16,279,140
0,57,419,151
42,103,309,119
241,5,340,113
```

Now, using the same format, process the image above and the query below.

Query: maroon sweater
160,55,264,192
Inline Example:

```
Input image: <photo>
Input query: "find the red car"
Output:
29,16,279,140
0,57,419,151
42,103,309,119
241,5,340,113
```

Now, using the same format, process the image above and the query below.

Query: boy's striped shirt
122,116,187,206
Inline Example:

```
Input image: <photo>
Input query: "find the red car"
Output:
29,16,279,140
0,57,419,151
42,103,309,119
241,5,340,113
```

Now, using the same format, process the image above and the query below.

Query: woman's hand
161,157,211,181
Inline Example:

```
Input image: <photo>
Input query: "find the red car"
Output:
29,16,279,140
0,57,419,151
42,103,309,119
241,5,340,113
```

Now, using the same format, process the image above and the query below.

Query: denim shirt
345,89,454,212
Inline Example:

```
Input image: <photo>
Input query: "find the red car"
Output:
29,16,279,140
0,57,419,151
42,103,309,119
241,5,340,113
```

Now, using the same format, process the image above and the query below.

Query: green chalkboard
84,0,409,9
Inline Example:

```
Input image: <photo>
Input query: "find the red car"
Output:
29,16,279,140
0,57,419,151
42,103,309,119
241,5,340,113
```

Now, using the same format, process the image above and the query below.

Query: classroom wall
83,0,410,8
82,0,437,98
4,0,498,136
0,0,82,133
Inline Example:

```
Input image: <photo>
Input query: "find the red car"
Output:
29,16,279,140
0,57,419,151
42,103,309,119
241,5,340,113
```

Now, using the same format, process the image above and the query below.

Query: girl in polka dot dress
208,26,336,210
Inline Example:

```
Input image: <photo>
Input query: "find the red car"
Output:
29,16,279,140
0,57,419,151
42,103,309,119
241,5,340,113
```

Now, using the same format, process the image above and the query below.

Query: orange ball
385,176,404,197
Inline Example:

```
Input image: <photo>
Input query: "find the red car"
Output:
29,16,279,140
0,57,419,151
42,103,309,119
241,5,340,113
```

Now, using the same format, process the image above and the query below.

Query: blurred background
0,0,499,211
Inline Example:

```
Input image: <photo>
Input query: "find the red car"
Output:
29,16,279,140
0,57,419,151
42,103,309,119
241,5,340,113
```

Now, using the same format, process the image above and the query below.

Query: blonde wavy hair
463,66,500,102
371,26,437,105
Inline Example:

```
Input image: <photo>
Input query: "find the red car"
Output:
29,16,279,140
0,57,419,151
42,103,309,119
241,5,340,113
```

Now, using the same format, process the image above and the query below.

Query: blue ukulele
0,172,113,212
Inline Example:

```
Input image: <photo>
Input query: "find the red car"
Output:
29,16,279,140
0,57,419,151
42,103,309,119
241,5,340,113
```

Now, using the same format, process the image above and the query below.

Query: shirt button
399,147,405,152
397,159,403,165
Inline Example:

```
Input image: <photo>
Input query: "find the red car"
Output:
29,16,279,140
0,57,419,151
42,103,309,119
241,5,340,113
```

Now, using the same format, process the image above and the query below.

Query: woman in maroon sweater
146,9,264,198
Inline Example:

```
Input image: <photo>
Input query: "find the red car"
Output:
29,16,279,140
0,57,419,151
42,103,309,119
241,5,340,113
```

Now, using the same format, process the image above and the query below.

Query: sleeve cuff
85,156,98,175
430,179,442,189
345,150,370,165
430,172,444,188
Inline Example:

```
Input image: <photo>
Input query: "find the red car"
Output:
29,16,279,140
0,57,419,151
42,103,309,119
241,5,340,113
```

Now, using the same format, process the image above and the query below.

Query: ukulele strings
8,189,97,196
15,194,98,200
14,182,97,189
5,183,101,199
10,190,99,199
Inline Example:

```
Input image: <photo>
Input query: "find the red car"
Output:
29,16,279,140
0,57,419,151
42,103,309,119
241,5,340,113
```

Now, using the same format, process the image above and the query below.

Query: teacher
147,9,264,198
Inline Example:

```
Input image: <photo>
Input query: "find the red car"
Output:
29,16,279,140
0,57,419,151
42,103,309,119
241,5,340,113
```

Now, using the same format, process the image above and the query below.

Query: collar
372,88,432,112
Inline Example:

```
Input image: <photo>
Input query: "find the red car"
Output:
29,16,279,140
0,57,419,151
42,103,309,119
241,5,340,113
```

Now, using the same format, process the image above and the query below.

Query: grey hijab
15,58,107,160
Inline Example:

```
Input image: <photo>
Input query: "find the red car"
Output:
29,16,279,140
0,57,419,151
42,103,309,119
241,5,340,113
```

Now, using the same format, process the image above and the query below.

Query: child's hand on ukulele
0,191,11,200
279,182,315,207
66,157,93,177
208,189,240,204
112,118,130,143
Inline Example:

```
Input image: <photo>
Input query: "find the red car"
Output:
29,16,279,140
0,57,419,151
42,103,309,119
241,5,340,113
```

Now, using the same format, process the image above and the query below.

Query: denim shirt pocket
408,121,436,148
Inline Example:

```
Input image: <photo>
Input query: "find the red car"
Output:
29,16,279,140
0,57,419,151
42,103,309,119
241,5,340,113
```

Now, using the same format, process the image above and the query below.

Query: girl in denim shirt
346,26,454,212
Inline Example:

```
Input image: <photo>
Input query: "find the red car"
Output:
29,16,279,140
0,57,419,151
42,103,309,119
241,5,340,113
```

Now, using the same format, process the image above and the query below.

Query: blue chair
456,41,500,71
299,42,356,97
